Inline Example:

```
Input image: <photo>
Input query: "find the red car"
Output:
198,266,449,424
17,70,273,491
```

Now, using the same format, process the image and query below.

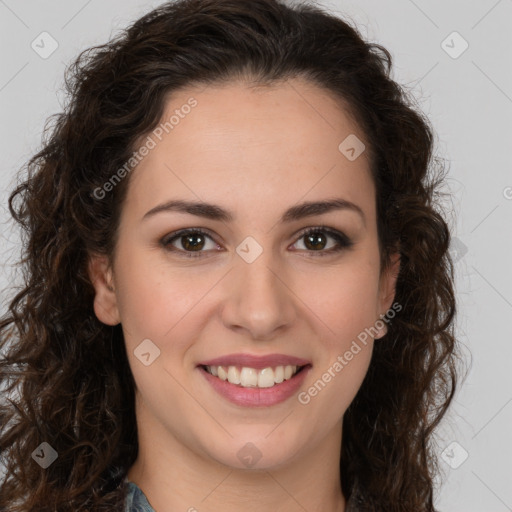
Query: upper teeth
205,365,300,388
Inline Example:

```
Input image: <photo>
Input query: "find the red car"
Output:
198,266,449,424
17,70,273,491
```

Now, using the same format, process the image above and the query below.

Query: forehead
124,78,375,224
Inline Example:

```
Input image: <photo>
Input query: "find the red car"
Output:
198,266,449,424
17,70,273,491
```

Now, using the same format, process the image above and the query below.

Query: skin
88,77,399,512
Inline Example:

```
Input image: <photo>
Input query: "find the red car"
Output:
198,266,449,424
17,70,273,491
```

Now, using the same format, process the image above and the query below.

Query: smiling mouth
201,364,309,388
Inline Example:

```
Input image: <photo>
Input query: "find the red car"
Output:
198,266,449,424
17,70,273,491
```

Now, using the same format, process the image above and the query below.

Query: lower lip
198,365,311,407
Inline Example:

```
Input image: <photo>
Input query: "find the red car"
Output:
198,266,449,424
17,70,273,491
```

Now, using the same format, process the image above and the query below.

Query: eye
161,228,220,258
290,226,353,257
160,225,353,259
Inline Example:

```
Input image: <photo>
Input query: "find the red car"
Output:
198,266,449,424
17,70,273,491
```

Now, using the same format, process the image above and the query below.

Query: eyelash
160,225,353,259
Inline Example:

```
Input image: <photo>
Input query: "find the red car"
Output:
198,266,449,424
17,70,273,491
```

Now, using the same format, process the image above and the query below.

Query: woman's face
89,77,398,470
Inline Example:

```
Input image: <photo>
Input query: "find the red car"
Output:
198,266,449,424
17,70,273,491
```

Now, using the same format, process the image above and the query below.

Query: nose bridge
239,248,281,298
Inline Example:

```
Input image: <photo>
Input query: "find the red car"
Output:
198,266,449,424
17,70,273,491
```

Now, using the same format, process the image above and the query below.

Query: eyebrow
142,197,366,225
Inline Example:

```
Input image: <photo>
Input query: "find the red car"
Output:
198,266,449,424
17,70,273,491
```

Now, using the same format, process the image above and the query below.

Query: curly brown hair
0,0,464,510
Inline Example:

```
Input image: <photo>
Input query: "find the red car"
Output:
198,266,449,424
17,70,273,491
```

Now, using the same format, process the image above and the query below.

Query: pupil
183,234,204,251
306,232,325,250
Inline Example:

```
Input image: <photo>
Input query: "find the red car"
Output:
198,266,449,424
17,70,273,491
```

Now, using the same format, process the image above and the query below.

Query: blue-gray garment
124,479,363,511
125,480,155,512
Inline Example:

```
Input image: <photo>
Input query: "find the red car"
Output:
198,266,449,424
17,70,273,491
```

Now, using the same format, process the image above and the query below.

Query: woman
0,0,462,510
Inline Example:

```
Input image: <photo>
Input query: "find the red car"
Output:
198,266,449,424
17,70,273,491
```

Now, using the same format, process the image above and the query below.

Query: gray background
1,1,511,510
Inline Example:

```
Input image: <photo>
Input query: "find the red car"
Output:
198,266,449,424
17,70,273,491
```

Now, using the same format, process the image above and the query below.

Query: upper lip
198,353,311,370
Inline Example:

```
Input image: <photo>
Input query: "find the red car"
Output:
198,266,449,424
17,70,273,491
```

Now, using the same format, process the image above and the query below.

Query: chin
203,433,305,471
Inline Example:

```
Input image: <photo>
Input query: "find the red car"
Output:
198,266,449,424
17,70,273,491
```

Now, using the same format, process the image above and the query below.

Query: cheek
113,245,200,336
299,297,375,420
309,261,382,344
308,345,373,428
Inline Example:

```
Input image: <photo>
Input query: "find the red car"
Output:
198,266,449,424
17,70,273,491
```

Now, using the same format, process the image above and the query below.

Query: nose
220,250,297,341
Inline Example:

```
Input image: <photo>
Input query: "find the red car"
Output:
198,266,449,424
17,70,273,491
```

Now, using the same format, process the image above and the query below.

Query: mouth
197,353,312,406
200,363,310,389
